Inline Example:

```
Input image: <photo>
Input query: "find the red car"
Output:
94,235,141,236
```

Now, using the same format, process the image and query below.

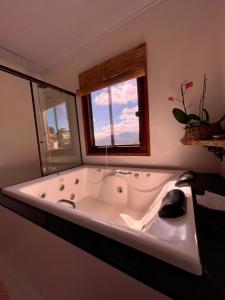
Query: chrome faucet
114,170,132,175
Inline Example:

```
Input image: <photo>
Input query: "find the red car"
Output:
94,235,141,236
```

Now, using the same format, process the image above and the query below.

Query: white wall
43,0,223,173
0,70,42,187
0,47,42,77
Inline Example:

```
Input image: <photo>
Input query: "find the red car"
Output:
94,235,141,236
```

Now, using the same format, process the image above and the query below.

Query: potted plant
168,75,225,140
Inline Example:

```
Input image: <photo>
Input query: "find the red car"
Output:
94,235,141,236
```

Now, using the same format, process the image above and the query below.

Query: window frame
82,76,150,156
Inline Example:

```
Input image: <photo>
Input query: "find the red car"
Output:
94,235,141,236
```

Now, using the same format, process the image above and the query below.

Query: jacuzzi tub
2,165,202,275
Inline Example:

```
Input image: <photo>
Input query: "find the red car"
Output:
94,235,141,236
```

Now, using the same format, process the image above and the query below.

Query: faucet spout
115,170,132,175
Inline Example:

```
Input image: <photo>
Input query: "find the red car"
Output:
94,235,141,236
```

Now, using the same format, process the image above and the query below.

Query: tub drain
117,186,123,193
59,184,65,191
70,193,75,200
39,192,46,199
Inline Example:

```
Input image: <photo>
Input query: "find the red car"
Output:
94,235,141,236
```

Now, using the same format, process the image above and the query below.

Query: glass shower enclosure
32,82,82,175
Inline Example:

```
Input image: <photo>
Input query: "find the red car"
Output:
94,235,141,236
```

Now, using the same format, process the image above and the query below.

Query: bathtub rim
2,165,201,276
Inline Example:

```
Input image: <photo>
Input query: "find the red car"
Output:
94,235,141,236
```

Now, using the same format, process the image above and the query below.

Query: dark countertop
0,172,225,299
192,172,225,298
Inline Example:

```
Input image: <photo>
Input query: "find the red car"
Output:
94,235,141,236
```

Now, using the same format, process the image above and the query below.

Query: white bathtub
2,165,201,275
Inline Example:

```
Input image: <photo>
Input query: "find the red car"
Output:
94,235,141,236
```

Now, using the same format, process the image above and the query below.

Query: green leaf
172,108,188,124
188,114,200,121
200,120,208,125
216,114,225,123
202,108,209,122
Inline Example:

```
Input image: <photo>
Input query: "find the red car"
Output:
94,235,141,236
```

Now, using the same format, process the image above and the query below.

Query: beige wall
0,70,41,187
43,0,223,173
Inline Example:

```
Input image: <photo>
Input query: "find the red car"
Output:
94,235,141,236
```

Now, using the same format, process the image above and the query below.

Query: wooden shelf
181,138,225,161
181,139,225,147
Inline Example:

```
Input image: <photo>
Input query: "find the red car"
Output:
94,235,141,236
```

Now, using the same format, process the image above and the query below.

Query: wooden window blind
76,43,147,96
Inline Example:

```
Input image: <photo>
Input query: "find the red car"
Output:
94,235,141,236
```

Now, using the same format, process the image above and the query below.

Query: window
91,78,139,147
77,43,150,155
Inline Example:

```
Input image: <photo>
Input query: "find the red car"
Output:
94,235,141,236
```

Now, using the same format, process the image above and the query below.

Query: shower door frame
0,64,83,176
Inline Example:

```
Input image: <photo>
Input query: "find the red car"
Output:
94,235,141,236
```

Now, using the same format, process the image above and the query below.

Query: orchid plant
169,75,210,127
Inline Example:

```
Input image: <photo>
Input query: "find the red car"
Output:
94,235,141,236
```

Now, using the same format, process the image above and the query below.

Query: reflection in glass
46,102,71,150
33,83,82,175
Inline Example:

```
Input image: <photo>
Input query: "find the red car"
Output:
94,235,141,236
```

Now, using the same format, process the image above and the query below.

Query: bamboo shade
77,43,147,96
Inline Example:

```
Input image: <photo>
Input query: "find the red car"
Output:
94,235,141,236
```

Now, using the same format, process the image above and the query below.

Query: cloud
94,105,139,141
120,106,138,121
93,79,138,106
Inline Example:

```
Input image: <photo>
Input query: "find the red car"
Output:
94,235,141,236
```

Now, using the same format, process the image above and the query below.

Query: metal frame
0,64,83,176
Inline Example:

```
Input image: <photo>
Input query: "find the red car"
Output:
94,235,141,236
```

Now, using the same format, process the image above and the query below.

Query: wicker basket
184,123,224,140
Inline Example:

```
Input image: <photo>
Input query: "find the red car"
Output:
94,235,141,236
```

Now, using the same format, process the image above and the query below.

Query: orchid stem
181,84,187,114
199,74,207,120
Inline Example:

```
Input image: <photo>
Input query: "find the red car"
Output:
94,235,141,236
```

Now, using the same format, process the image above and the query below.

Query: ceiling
0,0,161,74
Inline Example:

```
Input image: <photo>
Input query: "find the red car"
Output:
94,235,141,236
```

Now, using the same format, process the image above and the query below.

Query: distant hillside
95,132,139,146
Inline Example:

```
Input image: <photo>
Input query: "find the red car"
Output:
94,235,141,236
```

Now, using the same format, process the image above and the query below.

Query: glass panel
33,83,82,175
90,78,140,147
111,79,139,145
91,88,111,146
